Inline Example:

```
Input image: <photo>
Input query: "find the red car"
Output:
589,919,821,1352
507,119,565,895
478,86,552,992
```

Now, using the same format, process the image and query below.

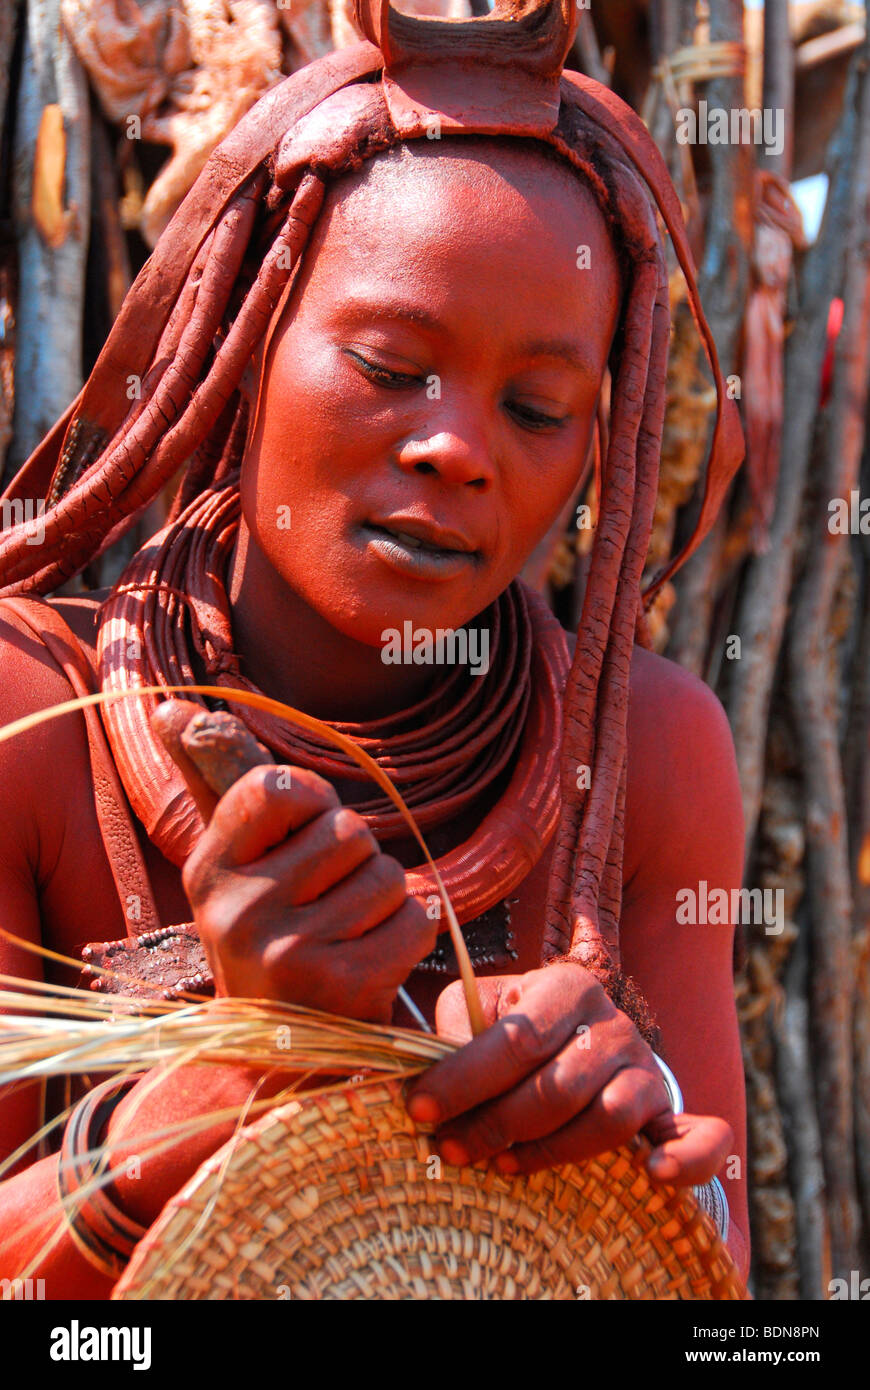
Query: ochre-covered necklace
96,480,571,930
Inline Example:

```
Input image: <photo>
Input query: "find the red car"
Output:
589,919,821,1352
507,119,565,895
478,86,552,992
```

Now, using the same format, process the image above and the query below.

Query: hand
405,963,732,1185
183,764,437,1021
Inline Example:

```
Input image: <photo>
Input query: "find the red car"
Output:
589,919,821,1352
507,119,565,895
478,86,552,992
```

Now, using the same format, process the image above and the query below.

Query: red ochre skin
0,144,749,1294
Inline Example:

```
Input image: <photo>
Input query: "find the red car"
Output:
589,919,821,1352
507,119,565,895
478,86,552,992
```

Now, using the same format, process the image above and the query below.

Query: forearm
0,1059,299,1299
106,1060,302,1228
726,1216,750,1288
0,1153,117,1298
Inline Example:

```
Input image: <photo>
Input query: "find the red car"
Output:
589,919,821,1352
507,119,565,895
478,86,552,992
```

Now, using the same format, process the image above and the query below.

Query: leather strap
0,595,160,936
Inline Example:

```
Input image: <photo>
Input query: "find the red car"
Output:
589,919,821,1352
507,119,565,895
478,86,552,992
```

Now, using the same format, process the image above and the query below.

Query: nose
395,426,494,491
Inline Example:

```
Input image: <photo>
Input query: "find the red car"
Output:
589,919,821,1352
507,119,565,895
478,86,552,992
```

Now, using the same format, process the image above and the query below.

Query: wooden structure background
0,0,868,1299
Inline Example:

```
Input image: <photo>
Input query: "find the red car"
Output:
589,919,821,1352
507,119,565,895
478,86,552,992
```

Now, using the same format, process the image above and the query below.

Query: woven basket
113,1077,747,1300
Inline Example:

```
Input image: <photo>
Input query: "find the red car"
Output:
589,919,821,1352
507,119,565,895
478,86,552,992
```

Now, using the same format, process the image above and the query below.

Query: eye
343,348,422,388
505,400,570,432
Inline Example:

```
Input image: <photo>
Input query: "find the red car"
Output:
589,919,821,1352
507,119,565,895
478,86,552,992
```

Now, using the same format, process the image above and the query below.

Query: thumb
434,974,524,1040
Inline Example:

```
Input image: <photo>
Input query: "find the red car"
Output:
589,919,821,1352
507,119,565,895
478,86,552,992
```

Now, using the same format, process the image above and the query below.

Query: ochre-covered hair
0,0,743,1018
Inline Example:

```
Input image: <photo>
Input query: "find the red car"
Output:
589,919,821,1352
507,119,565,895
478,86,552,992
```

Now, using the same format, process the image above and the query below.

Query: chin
321,586,488,655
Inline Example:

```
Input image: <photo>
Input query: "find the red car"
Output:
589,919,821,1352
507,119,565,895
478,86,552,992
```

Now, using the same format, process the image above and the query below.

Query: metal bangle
57,1074,148,1280
693,1174,731,1242
650,1053,730,1241
651,1051,684,1114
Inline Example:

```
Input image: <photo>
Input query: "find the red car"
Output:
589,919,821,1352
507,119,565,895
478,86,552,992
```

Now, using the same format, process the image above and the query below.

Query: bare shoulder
627,644,736,770
624,643,744,894
0,593,107,841
0,590,106,714
45,589,109,659
562,631,743,889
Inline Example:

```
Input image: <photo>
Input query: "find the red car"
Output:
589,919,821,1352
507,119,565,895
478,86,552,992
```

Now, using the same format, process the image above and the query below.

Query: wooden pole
786,18,870,1278
667,0,751,673
725,40,867,861
7,0,89,477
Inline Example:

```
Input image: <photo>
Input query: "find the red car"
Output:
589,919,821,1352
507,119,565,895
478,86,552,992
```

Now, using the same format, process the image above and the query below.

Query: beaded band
57,1074,148,1280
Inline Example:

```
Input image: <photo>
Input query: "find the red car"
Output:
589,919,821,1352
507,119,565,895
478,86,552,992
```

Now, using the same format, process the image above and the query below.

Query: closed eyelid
342,341,426,373
344,346,418,367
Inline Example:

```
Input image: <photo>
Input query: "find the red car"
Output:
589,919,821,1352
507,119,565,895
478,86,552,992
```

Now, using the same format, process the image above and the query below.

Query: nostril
413,460,438,475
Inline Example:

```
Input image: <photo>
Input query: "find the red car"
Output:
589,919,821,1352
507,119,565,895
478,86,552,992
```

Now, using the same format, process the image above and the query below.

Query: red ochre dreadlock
0,0,743,1029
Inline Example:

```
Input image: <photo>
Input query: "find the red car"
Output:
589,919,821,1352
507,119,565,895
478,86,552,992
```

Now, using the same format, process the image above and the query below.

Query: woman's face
239,140,622,647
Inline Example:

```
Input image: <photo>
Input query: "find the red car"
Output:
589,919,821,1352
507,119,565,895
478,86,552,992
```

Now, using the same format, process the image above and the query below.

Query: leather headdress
1,0,742,603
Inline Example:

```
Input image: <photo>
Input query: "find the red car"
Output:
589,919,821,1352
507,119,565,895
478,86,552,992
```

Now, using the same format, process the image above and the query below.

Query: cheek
243,343,359,528
495,426,596,573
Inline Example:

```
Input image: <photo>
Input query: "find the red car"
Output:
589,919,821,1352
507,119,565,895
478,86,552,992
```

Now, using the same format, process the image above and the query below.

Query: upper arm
0,608,90,1170
620,648,749,1268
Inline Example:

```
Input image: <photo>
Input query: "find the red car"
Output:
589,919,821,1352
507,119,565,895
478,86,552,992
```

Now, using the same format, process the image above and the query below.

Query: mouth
361,518,481,580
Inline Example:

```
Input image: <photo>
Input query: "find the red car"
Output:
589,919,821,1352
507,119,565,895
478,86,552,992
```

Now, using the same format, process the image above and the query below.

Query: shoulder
562,631,743,891
624,644,744,897
626,644,737,782
0,590,107,703
0,593,107,858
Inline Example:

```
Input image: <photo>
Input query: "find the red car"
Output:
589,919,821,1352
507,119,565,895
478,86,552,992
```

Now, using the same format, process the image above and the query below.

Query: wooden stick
786,26,870,1276
796,23,865,73
725,45,867,859
668,0,751,674
772,912,826,1297
8,0,90,473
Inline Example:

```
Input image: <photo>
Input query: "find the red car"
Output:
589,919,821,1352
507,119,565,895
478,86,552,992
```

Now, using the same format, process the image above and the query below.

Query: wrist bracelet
651,1051,730,1240
57,1073,149,1280
652,1051,684,1114
693,1174,730,1242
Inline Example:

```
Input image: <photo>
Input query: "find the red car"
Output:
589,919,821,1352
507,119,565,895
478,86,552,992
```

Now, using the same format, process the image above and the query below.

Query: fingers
185,765,338,891
252,805,379,905
490,1064,667,1175
407,968,595,1126
151,699,220,823
342,897,438,994
433,976,513,1042
434,1041,640,1167
643,1113,734,1187
297,851,411,940
255,895,437,1022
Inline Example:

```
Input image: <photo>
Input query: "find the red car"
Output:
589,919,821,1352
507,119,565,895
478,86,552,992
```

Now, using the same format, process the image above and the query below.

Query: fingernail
407,1092,440,1125
648,1152,679,1180
439,1138,469,1166
495,1152,519,1175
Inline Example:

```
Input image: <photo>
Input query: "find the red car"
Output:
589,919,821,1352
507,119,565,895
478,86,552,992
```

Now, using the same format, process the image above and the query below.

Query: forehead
320,135,612,235
258,136,624,371
292,136,621,312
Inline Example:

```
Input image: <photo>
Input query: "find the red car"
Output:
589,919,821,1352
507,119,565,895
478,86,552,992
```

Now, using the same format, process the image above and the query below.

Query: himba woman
0,0,750,1295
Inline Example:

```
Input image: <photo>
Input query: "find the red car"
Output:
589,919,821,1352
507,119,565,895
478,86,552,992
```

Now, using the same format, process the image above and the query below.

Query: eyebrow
515,338,595,374
336,295,595,374
338,296,443,333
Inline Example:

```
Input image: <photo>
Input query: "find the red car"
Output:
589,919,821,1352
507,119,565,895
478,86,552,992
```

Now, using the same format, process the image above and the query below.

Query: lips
367,516,479,555
361,516,480,581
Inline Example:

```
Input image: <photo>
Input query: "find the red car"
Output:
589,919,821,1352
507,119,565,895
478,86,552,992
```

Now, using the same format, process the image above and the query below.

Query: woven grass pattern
114,1079,747,1300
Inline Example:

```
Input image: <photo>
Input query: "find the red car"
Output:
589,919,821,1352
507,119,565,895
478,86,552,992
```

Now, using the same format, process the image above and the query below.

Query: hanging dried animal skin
61,0,283,245
60,0,473,245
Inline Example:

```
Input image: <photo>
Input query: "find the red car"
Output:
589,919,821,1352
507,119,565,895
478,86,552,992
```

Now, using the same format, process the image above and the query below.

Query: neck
227,519,441,723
